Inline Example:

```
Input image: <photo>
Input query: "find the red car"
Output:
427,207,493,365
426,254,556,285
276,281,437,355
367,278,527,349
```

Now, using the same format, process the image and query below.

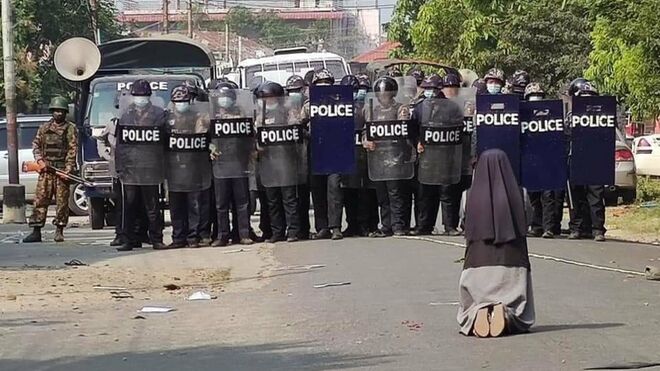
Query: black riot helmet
472,78,487,95
209,78,238,90
303,70,316,86
356,74,371,90
130,79,152,96
373,76,398,93
568,78,599,96
213,82,237,100
407,68,425,86
255,81,285,98
443,73,462,88
387,68,403,78
285,74,305,91
420,74,443,89
340,75,360,91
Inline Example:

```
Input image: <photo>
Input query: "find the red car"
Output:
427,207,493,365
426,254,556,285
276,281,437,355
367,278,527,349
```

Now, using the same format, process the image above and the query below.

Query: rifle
22,161,96,188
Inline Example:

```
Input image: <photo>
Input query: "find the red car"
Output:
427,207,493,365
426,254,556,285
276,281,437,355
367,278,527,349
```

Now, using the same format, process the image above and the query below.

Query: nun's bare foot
489,303,506,337
473,307,490,337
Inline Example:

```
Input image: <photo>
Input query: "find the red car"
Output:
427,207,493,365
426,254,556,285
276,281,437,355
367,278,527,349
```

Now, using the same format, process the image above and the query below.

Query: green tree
387,0,427,56
584,0,660,119
1,0,123,112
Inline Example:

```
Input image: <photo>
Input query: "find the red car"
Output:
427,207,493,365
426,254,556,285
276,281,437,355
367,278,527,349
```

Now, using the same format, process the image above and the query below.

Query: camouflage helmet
420,74,443,89
512,70,530,88
303,70,316,86
442,73,462,88
340,75,360,91
312,68,335,85
472,78,487,95
484,68,505,84
523,82,545,100
373,76,398,93
130,79,152,96
568,78,599,96
170,86,192,102
48,96,69,112
285,75,305,91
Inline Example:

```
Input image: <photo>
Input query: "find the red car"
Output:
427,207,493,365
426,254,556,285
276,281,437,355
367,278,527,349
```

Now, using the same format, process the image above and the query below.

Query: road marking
394,235,646,277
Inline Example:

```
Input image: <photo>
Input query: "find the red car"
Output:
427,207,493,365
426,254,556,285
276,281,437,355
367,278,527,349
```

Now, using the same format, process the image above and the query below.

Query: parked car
632,134,660,177
605,128,637,205
0,115,88,216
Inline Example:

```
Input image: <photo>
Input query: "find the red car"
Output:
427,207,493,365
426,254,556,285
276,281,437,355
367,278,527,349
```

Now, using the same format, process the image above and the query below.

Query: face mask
217,97,234,108
134,96,150,108
423,90,435,99
528,95,543,101
174,102,190,113
486,83,502,95
356,89,367,101
52,111,66,123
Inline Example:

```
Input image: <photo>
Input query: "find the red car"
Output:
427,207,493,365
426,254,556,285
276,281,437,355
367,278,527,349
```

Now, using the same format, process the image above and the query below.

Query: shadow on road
0,341,396,371
531,322,625,333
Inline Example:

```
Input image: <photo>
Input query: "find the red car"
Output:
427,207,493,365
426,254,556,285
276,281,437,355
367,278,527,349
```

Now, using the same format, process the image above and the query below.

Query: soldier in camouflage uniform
23,96,78,243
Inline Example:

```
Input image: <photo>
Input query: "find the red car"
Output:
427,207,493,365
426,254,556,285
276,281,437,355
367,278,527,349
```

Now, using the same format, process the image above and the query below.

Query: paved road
1,221,659,370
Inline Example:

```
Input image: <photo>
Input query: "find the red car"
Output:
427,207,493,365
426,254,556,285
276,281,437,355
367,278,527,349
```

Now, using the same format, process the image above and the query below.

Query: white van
226,47,351,88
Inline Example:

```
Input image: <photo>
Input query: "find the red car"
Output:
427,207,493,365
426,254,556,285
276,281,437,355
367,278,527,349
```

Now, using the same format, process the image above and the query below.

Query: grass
607,206,660,243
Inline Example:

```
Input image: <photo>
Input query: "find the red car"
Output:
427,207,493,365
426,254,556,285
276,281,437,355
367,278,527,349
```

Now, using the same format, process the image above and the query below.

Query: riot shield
569,95,616,186
164,101,212,192
309,85,356,175
115,96,167,185
341,99,370,188
255,96,306,188
475,94,521,179
520,99,567,191
451,88,477,176
395,76,420,104
209,90,255,179
417,98,464,185
364,92,416,181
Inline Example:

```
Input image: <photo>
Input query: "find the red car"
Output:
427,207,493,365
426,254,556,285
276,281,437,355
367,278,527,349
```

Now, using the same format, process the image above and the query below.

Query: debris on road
163,284,181,291
644,265,660,281
133,315,146,320
313,282,351,288
138,306,176,313
401,320,423,331
429,301,459,306
187,291,216,301
274,264,325,271
223,248,251,254
111,291,133,299
64,259,87,266
94,286,128,291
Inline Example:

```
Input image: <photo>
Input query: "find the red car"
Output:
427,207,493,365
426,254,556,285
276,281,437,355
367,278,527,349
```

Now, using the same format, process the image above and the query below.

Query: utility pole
2,0,26,223
89,0,99,43
187,0,193,38
163,0,169,34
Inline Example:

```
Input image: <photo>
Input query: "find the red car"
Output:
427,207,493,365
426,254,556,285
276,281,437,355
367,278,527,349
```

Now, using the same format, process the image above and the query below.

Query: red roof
118,10,344,23
352,41,401,63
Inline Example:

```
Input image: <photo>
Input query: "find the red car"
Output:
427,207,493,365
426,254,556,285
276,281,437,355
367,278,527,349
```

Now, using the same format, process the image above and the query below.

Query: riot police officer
286,74,312,240
115,79,167,251
407,67,426,100
510,70,531,98
301,69,344,240
524,83,565,239
340,74,380,237
441,73,462,99
23,96,78,243
484,68,506,95
209,82,255,246
567,78,607,242
363,76,413,237
255,81,303,243
164,86,211,248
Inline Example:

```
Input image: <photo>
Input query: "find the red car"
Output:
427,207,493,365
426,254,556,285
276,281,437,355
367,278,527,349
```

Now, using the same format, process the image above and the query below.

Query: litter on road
313,282,351,288
223,248,251,254
187,291,216,301
94,286,128,291
274,264,326,271
139,306,176,313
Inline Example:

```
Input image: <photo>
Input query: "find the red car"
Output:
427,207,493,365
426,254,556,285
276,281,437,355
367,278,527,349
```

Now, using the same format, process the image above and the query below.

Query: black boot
23,227,42,243
54,227,64,243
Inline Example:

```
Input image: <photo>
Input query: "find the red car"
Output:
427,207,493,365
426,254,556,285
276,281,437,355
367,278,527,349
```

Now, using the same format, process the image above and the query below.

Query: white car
632,134,660,177
0,115,88,215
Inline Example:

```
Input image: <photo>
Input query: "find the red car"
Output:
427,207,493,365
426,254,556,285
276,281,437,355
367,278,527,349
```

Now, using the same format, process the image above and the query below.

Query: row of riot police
103,67,614,251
